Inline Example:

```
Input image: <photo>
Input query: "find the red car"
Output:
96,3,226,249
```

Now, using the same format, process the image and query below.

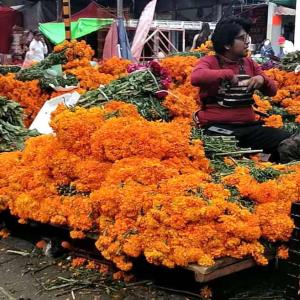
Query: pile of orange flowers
160,56,200,119
98,56,131,76
253,93,272,114
163,79,199,119
193,40,215,56
0,74,50,126
0,100,299,271
160,56,198,84
264,69,300,89
222,163,300,242
64,56,131,91
63,58,91,70
66,66,116,90
263,115,283,128
0,42,131,125
54,40,94,62
252,69,299,127
264,69,300,117
1,42,300,271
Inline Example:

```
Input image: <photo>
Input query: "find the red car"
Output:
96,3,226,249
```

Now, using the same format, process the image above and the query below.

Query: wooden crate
187,254,274,283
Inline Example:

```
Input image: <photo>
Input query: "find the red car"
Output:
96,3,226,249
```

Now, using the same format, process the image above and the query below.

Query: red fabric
272,15,282,26
278,36,286,45
71,2,115,21
102,22,119,60
191,55,277,125
0,6,22,54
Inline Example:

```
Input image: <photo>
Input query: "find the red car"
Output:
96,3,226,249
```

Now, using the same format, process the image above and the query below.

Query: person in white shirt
29,31,48,61
277,36,295,58
23,31,48,67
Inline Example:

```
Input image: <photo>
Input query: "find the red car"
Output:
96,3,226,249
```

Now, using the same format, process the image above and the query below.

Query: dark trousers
203,122,291,161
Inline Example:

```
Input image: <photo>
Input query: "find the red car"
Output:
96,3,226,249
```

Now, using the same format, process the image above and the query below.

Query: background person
277,36,295,58
23,31,48,67
260,39,275,58
191,22,211,51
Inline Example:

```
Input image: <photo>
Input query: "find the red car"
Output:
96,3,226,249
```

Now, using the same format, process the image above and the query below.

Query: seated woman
191,16,294,162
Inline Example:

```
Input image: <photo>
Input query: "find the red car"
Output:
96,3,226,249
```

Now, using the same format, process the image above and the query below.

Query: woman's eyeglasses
235,34,250,43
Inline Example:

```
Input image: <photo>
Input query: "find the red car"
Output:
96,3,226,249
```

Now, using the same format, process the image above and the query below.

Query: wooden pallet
187,254,274,283
1,212,277,284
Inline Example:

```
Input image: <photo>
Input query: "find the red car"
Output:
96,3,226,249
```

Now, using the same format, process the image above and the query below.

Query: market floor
0,235,202,300
0,234,290,300
0,236,109,300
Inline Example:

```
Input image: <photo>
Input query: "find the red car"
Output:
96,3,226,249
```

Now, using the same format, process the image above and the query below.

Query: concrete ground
0,235,200,300
0,215,290,300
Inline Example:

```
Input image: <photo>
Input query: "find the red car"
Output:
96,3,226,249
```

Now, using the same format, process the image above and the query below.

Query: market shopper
191,22,211,51
191,16,298,162
260,39,275,58
277,36,296,58
23,31,48,67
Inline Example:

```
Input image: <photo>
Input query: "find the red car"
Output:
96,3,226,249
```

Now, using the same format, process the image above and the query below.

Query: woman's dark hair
33,30,42,36
211,17,252,54
196,22,211,46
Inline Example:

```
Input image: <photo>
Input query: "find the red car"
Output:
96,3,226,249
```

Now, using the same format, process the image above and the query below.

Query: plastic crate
290,238,300,251
291,215,300,228
285,262,300,276
292,227,300,240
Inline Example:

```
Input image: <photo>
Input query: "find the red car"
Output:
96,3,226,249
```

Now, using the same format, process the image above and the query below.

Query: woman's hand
246,75,264,92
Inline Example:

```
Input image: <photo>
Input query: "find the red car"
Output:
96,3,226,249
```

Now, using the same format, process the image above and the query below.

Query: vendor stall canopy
39,18,113,44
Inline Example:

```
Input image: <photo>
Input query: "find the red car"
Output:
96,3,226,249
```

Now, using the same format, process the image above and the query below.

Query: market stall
0,39,300,298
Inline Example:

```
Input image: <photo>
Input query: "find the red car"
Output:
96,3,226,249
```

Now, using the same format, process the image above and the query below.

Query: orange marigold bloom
0,74,50,126
277,245,289,259
54,40,94,61
0,229,10,239
163,81,199,119
66,66,115,90
86,260,98,270
71,257,87,267
264,115,283,128
160,56,198,83
98,56,131,76
112,271,124,280
70,230,86,239
200,286,213,299
193,40,214,55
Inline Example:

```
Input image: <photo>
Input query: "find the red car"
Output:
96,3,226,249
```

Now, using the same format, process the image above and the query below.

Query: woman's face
226,29,250,58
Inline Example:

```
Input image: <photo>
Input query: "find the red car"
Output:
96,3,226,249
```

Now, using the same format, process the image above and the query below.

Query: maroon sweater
191,55,277,125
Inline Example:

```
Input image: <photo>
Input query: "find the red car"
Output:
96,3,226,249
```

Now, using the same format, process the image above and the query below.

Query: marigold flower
277,245,289,259
71,257,86,267
0,229,10,239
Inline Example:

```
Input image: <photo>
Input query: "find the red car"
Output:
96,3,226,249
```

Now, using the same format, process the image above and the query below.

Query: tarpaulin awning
71,1,115,21
39,18,113,44
271,0,296,8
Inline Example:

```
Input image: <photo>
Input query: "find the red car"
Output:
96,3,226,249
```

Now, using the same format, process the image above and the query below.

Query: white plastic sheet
29,92,80,134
